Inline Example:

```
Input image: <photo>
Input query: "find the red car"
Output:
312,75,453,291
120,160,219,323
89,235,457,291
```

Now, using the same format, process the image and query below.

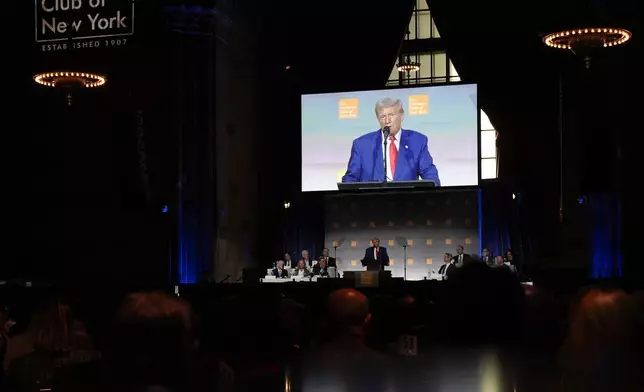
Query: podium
343,270,392,288
337,180,436,191
361,258,383,272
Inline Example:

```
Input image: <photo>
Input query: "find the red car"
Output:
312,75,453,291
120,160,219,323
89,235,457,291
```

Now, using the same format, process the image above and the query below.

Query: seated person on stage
361,237,390,271
452,244,472,268
505,249,519,272
481,248,493,266
301,250,313,267
321,247,337,267
493,255,517,274
312,257,330,277
284,252,294,268
292,259,311,277
272,260,290,278
438,252,456,280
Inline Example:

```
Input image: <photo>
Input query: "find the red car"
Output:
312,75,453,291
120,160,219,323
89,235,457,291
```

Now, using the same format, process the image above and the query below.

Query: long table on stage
263,267,446,283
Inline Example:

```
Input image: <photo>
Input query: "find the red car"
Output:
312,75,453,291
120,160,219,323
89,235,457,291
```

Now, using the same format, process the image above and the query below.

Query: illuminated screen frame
300,82,481,193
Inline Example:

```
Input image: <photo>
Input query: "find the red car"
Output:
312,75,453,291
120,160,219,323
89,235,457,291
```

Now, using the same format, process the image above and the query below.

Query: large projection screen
301,84,478,192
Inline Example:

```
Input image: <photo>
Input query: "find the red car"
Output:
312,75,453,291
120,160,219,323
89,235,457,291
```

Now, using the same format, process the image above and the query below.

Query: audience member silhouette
440,262,525,346
559,288,644,392
300,288,392,392
3,299,99,392
54,291,216,392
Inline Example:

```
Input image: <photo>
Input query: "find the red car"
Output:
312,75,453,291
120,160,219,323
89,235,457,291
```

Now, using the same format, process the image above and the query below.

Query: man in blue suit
341,97,440,185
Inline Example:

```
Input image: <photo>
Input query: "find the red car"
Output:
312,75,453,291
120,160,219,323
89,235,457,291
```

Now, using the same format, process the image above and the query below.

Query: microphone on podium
383,126,390,182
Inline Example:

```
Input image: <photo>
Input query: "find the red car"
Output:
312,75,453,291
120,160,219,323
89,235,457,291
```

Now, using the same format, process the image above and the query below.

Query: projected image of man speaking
341,98,440,185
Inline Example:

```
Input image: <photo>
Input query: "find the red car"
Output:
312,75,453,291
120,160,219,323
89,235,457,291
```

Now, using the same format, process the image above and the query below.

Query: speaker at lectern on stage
361,239,390,271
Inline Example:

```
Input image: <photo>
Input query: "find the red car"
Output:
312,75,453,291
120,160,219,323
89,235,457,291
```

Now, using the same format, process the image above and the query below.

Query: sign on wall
36,0,135,52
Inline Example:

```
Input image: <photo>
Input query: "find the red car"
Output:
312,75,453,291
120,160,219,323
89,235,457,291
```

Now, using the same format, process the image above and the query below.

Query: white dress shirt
373,247,381,260
382,130,402,181
293,267,310,276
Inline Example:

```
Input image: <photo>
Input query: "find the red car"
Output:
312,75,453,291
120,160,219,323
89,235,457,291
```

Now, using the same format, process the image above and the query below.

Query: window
387,62,400,86
432,19,441,38
480,110,499,180
481,158,497,180
386,52,452,86
449,60,460,82
481,110,494,130
481,130,496,159
417,11,431,39
433,52,447,83
407,1,440,40
408,13,417,40
419,54,432,79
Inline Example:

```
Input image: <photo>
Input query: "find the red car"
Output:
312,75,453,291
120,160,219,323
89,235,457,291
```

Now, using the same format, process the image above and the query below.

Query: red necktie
389,135,398,177
376,247,379,259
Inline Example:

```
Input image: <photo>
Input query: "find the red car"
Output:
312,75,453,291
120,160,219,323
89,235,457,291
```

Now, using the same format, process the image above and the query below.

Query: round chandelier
33,72,107,88
543,28,631,50
396,30,421,73
397,59,421,73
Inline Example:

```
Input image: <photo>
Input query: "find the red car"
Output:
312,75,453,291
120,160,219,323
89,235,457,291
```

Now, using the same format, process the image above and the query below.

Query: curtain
589,193,622,278
479,188,512,259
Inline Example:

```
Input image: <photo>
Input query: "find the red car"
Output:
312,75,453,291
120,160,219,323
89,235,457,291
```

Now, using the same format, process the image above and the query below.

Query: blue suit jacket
341,129,440,185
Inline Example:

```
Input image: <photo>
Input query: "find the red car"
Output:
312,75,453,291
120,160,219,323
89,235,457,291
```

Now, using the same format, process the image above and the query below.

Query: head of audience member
319,258,328,269
456,245,464,255
326,289,370,340
322,248,330,257
443,253,452,264
301,250,309,261
396,296,424,334
566,289,629,350
303,289,389,392
482,248,489,258
372,238,380,248
506,250,514,261
296,260,307,270
30,299,93,353
201,296,241,355
276,260,285,270
442,262,524,345
278,298,305,345
111,292,197,371
284,253,292,262
560,288,642,390
495,255,505,265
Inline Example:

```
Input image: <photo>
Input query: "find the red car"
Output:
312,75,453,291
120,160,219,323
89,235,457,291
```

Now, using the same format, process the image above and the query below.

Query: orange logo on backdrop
408,94,429,115
338,98,359,119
